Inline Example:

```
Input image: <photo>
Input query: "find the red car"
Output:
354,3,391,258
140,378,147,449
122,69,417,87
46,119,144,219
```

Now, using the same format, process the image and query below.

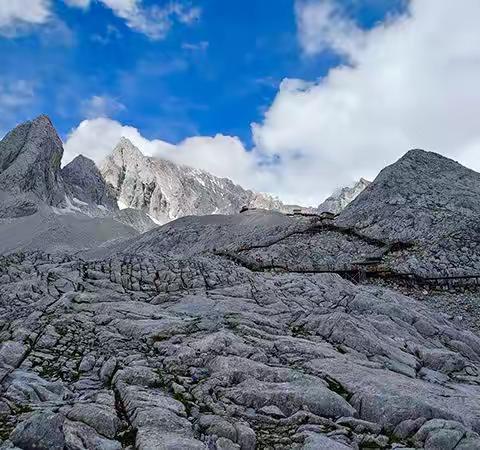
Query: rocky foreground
0,247,479,450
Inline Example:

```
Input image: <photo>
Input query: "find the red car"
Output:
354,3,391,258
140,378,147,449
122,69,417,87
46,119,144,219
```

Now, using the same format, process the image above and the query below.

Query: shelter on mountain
319,211,336,220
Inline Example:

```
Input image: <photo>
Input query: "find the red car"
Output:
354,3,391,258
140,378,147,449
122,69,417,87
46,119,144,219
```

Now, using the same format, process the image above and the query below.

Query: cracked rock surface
0,249,479,449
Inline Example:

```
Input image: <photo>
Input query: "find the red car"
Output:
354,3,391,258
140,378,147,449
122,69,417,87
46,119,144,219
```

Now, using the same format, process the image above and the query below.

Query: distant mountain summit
318,178,370,214
100,137,293,224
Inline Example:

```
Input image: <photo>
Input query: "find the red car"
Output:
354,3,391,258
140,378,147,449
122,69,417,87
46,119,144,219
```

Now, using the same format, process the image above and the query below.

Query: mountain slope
337,149,480,241
336,149,480,275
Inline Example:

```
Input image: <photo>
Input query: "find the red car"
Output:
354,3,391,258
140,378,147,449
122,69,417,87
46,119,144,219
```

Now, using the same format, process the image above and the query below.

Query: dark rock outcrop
0,115,66,207
62,155,118,210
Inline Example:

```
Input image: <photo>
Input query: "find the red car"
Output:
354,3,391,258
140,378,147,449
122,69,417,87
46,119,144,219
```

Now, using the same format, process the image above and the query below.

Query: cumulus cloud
251,0,480,203
0,0,51,36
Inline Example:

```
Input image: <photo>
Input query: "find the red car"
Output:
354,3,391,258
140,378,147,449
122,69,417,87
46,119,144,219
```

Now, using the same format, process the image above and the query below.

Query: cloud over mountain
63,0,480,205
252,0,480,200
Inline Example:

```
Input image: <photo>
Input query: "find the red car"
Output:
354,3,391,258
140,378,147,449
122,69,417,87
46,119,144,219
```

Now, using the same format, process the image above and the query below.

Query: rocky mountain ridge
100,138,293,224
99,137,368,224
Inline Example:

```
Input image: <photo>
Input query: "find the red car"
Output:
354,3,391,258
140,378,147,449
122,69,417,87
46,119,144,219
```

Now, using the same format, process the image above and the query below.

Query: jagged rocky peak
101,137,290,224
106,137,146,170
318,177,371,214
62,154,118,210
0,115,65,206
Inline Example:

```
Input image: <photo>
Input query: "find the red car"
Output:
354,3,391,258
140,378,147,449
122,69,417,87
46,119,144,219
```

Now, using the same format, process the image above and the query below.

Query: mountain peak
337,148,480,242
62,153,117,210
67,154,96,167
0,115,65,205
113,137,144,160
318,178,370,214
31,114,53,126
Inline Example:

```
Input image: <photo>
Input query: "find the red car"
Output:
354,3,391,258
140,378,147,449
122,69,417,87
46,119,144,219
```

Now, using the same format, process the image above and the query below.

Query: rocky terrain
0,117,480,449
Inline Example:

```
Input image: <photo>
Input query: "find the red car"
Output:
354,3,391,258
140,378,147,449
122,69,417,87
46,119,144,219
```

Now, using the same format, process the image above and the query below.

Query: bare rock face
61,155,118,211
0,115,66,207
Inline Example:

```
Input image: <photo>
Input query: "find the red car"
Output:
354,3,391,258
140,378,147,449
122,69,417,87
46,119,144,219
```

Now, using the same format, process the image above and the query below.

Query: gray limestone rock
10,411,65,450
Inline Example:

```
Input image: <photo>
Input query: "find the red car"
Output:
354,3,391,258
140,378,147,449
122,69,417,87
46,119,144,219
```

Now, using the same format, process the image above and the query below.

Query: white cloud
81,95,126,118
65,0,200,40
63,117,277,195
295,0,365,58
63,0,91,8
0,0,51,36
251,0,480,203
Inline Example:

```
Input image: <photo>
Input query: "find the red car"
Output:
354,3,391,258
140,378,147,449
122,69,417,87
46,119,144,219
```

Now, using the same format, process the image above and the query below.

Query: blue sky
0,0,405,144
